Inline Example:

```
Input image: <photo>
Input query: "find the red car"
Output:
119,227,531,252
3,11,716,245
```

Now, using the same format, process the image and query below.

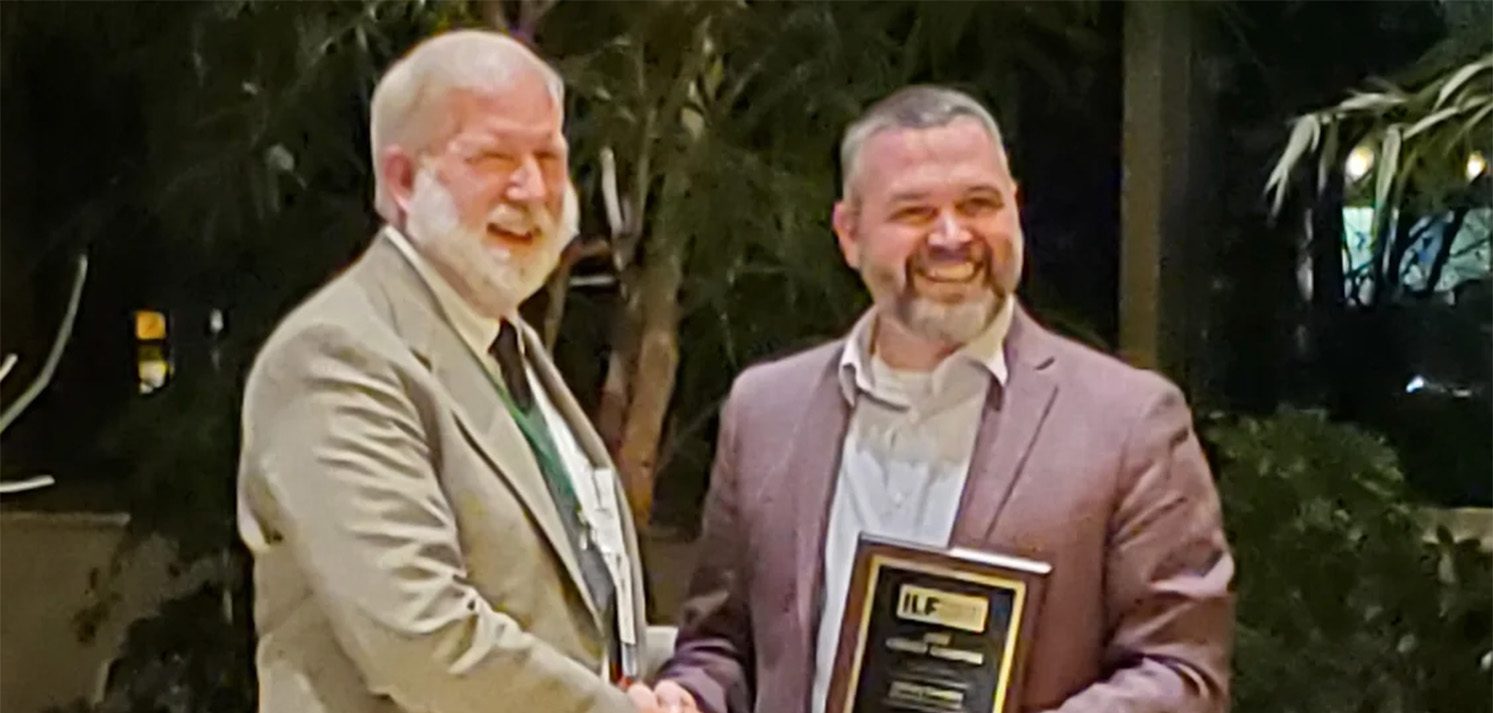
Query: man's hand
654,680,699,713
625,683,661,713
624,680,700,713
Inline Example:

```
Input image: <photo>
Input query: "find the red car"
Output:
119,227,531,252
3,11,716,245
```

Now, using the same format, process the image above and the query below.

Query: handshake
624,680,700,713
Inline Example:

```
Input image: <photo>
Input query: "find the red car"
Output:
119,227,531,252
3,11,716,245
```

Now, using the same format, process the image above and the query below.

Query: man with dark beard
641,86,1235,713
237,31,666,713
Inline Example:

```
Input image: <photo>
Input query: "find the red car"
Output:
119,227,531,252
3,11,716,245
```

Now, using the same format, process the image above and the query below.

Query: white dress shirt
810,297,1014,713
383,226,633,662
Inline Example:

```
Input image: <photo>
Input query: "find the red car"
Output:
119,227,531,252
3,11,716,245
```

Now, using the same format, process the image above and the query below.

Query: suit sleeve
240,324,632,713
1048,384,1235,713
655,385,756,713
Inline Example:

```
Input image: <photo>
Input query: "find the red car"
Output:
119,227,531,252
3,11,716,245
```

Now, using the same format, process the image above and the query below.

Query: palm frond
1266,51,1493,219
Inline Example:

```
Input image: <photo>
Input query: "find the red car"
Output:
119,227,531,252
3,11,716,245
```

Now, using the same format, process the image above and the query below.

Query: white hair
370,30,565,220
839,85,1006,202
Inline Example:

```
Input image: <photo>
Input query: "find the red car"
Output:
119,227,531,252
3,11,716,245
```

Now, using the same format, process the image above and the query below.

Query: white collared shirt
383,226,633,661
810,297,1015,713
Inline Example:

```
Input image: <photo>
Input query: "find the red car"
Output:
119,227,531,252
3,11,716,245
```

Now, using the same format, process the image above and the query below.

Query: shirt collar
837,296,1014,405
382,225,507,356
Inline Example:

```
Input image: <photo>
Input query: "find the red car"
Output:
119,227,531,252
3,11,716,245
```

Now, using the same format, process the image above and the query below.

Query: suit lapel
951,307,1059,547
521,325,647,645
430,336,600,620
788,347,853,638
357,239,599,621
521,326,612,469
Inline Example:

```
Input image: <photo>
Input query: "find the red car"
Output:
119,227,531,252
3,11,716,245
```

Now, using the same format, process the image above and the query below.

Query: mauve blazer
660,307,1234,713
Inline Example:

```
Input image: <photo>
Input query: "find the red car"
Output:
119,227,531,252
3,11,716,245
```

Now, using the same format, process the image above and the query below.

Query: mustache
487,203,555,236
907,241,991,273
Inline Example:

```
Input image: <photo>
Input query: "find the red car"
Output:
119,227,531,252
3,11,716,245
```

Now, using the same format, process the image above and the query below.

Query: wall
0,512,175,713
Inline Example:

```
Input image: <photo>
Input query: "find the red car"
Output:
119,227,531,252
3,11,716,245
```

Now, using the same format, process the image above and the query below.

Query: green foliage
81,0,493,574
1261,13,1492,310
28,1,1106,706
30,5,1488,713
25,3,480,710
1208,409,1491,713
540,0,1105,525
1265,4,1492,219
0,255,87,438
50,580,255,713
1264,53,1492,215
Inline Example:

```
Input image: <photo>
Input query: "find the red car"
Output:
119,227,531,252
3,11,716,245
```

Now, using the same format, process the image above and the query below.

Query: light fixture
1405,375,1426,394
1344,144,1375,182
1467,151,1487,182
134,309,171,394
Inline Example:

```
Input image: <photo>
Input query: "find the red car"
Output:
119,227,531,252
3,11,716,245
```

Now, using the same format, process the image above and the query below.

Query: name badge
614,551,638,646
590,466,636,647
591,467,620,515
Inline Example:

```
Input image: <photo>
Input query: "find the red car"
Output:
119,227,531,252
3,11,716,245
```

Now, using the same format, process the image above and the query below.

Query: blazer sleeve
1048,383,1235,713
655,384,756,713
239,323,632,713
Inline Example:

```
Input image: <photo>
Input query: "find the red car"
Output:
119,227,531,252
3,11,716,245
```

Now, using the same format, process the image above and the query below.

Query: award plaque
825,535,1051,713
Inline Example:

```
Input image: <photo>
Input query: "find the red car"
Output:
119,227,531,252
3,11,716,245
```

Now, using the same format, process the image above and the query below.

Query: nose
505,154,548,204
927,208,970,248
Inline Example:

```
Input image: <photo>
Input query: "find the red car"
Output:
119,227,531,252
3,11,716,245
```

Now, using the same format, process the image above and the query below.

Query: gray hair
370,30,565,220
839,85,1006,201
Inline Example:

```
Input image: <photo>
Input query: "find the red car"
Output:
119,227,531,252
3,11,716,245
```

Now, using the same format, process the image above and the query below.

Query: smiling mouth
486,225,536,246
913,261,985,284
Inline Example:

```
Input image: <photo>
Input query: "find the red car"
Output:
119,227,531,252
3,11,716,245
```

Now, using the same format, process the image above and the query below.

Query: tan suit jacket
661,307,1234,713
238,236,646,713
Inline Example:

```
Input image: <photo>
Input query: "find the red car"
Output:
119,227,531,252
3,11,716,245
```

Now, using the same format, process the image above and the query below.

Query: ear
380,145,418,221
832,200,860,269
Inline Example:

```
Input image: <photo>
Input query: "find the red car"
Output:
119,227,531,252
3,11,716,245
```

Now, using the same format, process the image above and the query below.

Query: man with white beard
237,30,665,713
647,86,1233,713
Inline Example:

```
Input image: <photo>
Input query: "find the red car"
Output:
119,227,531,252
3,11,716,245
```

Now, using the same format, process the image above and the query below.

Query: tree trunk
1420,206,1469,298
540,259,573,352
614,243,684,525
540,238,611,351
1309,174,1346,311
1305,175,1346,405
592,26,714,527
1379,203,1425,304
597,265,642,438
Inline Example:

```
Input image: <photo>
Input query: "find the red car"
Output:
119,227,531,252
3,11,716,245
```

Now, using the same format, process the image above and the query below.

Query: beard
896,287,999,345
862,239,1010,346
404,168,576,318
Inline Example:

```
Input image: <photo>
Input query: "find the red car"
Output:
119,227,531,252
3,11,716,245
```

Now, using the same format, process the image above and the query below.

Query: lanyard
419,289,639,664
472,338,641,671
486,369,585,517
484,362,604,560
385,235,638,675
